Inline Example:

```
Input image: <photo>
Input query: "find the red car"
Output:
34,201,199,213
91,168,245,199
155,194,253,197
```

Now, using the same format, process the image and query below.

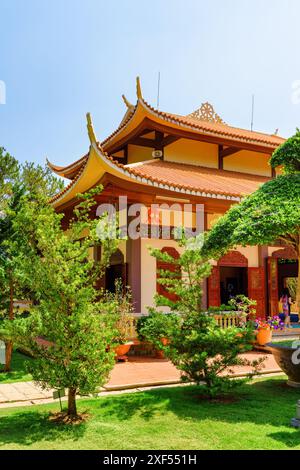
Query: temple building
48,77,298,318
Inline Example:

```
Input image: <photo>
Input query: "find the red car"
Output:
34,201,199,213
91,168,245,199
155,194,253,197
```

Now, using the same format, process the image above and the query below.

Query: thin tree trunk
297,252,300,313
4,277,14,372
3,342,13,372
67,388,77,417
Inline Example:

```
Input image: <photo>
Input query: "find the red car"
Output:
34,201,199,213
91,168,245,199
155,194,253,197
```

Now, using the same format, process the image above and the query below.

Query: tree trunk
3,341,13,372
297,252,300,313
4,277,14,372
67,388,77,417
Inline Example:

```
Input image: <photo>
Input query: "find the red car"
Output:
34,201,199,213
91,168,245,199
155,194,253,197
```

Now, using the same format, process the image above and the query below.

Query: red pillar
248,267,266,318
267,257,279,316
208,266,221,307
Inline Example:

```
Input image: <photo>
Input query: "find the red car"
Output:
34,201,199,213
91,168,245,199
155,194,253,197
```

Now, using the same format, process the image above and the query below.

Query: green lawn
0,350,33,384
0,376,299,450
272,340,299,348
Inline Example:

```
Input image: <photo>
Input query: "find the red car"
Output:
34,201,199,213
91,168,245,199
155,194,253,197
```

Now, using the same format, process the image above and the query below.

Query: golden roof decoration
86,112,97,144
187,102,227,125
122,94,134,110
136,76,143,100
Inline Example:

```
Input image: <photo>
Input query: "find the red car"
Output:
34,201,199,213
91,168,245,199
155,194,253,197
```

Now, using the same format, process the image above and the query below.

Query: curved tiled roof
47,153,89,179
50,140,271,206
140,99,284,148
101,96,284,151
122,159,270,198
49,154,89,203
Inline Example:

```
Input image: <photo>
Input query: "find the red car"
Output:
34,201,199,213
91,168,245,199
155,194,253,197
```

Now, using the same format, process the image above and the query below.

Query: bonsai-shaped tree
146,233,262,398
201,131,300,310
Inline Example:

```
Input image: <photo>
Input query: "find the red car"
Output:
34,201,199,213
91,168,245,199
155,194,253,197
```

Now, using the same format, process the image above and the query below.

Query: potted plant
103,280,135,361
255,316,284,346
136,310,180,358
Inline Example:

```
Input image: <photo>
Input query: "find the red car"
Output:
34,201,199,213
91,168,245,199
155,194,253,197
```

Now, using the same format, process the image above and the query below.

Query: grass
0,376,299,449
0,350,33,384
272,340,299,348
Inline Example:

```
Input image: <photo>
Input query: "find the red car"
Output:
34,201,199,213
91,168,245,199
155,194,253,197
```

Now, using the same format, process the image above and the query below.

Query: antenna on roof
251,94,255,131
157,71,161,109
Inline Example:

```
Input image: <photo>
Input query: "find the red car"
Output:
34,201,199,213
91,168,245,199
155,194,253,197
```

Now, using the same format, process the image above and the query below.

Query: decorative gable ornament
187,102,227,125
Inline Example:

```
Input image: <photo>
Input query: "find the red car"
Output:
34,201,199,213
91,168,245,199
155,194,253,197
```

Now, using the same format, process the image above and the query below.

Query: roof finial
187,102,227,125
86,112,97,144
136,76,143,100
122,94,134,109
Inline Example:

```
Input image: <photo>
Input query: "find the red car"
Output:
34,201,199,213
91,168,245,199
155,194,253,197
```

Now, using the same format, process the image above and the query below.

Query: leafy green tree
0,147,19,211
201,131,300,309
0,186,27,371
147,234,260,398
10,187,119,419
0,152,64,371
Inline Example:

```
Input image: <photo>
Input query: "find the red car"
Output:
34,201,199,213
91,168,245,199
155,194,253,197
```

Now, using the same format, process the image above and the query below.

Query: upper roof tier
49,77,284,181
47,78,284,208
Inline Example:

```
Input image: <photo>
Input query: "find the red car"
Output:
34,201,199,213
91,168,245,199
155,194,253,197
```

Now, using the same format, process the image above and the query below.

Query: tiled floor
0,351,281,408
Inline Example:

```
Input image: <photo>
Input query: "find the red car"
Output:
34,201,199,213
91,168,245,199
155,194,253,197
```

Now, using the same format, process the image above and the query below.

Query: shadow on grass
98,378,300,447
267,431,300,448
0,377,299,448
0,410,86,447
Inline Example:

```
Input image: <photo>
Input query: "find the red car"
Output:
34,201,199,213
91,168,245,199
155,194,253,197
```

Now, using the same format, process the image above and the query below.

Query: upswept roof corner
86,112,97,144
136,76,143,100
46,154,89,180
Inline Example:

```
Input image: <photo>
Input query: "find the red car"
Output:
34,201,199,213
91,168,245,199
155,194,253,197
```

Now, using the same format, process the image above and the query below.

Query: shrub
149,232,264,398
165,312,262,397
136,310,180,350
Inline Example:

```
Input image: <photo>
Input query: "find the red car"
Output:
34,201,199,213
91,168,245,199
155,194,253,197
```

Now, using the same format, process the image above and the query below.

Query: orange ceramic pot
155,338,169,359
160,337,170,346
256,328,272,346
114,342,133,361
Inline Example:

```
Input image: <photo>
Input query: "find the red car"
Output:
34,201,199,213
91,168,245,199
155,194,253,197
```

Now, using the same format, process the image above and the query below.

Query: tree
0,147,19,212
10,187,120,419
0,186,26,371
146,234,261,398
0,153,64,372
201,131,300,310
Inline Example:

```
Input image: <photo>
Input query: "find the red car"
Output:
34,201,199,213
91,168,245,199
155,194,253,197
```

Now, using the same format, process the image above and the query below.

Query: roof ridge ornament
86,112,97,144
136,76,143,100
122,94,134,109
187,102,227,125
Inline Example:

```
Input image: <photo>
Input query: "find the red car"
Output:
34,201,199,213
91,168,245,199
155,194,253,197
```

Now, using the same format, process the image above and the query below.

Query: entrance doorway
278,259,298,308
105,249,127,293
220,266,248,304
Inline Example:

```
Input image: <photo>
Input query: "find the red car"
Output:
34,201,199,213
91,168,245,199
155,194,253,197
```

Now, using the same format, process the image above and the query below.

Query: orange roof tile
123,159,270,198
101,97,285,151
141,100,284,148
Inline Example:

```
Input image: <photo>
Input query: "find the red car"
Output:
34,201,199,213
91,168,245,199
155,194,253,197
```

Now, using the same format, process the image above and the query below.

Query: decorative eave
46,154,89,180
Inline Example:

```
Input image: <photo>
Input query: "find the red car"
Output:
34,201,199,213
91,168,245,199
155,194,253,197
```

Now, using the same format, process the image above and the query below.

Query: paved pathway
0,352,282,409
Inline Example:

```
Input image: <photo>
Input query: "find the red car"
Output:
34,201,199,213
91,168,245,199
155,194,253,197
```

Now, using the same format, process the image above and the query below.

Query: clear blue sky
1,0,300,167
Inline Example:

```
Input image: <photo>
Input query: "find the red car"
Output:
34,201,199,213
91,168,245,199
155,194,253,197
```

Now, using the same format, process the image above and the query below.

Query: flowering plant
255,316,284,331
